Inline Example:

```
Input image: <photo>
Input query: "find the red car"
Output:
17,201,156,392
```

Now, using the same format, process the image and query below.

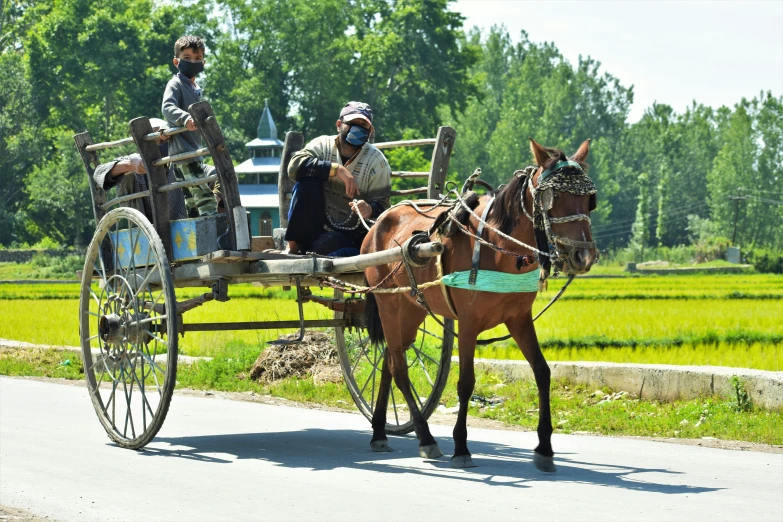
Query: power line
737,187,783,196
592,202,710,236
593,203,712,241
743,195,783,206
591,200,709,232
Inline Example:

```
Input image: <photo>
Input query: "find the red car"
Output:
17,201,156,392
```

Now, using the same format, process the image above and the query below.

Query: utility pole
729,196,747,246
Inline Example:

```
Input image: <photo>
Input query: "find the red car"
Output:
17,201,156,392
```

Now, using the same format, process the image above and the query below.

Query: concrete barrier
459,358,783,411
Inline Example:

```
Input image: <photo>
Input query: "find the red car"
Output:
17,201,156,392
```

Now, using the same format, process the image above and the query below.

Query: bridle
519,161,598,272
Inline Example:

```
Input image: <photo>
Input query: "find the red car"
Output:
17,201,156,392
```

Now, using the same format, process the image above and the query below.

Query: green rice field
0,273,781,370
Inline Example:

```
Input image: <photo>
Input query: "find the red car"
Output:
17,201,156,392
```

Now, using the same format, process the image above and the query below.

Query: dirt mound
250,331,343,385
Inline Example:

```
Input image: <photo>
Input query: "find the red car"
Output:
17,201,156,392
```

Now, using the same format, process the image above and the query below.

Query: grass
2,347,781,445
475,342,780,371
1,272,781,369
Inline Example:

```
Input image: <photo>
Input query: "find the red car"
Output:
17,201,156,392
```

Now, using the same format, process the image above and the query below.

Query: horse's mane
488,147,588,234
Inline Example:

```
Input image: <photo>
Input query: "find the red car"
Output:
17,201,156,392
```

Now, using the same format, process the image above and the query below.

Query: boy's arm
161,80,191,127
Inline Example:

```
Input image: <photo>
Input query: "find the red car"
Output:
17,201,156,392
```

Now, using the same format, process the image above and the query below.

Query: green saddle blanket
441,269,539,293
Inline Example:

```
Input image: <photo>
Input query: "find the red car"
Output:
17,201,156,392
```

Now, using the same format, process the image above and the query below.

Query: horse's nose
569,248,597,273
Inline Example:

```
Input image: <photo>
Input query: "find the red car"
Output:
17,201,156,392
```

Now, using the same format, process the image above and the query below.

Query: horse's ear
529,137,550,166
571,139,591,163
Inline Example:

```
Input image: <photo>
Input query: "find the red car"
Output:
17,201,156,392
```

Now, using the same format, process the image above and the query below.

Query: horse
361,137,598,472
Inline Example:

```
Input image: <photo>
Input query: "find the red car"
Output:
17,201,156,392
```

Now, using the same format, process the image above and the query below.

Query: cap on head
340,101,373,126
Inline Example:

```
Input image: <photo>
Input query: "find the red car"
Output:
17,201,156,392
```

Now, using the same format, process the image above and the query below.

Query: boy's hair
174,36,205,58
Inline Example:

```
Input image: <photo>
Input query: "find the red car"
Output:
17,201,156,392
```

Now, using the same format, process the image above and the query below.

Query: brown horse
361,138,598,472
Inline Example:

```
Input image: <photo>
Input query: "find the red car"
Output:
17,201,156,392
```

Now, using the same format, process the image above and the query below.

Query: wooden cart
74,102,456,449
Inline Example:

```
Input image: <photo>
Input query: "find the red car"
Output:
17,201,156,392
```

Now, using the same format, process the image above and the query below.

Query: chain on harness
325,199,376,232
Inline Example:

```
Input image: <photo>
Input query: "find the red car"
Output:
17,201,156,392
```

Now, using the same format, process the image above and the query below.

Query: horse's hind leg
370,350,393,452
506,315,556,472
381,303,442,459
387,346,442,459
452,324,478,468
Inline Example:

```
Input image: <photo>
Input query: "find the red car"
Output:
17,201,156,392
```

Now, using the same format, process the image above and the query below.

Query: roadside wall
460,358,783,410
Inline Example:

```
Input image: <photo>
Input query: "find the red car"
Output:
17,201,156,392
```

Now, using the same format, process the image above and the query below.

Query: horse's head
527,138,598,275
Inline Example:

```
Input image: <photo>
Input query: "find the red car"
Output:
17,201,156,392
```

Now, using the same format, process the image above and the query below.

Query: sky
452,0,783,122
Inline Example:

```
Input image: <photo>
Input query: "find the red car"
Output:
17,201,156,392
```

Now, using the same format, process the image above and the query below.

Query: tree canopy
1,0,781,251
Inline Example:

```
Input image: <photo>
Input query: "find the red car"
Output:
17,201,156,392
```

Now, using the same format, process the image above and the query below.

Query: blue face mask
344,125,370,147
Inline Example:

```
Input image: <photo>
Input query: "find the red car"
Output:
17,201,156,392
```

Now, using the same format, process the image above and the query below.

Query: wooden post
73,132,107,226
129,117,173,256
427,126,456,200
278,131,304,228
188,101,250,251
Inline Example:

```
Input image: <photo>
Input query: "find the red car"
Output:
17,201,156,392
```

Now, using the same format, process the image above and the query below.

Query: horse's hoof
451,455,477,468
533,452,557,473
371,440,393,453
419,443,443,459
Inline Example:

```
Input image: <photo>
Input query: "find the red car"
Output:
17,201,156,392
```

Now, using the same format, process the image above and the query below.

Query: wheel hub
99,313,124,344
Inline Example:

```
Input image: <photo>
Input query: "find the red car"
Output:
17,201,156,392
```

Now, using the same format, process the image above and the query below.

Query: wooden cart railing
74,101,251,257
276,126,456,230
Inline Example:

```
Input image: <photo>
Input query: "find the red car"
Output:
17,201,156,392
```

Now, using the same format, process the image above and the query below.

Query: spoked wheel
334,291,454,435
79,207,177,449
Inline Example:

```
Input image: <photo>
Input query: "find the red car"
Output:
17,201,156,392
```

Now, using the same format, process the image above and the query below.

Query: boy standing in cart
285,102,392,256
161,35,218,217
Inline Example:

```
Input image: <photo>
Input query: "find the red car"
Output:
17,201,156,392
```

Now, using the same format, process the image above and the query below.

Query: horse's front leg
370,350,393,452
506,314,556,472
452,324,478,468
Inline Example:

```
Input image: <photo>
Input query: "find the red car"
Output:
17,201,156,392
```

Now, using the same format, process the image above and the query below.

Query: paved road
1,377,781,522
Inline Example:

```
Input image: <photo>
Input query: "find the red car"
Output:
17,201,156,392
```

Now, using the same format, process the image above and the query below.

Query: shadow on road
142,429,720,494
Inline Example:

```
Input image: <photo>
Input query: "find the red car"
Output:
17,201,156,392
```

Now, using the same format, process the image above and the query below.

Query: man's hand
185,117,197,131
128,155,146,174
350,200,372,219
335,166,359,198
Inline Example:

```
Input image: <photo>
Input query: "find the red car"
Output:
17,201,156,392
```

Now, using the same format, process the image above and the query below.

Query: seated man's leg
285,177,326,253
310,230,362,256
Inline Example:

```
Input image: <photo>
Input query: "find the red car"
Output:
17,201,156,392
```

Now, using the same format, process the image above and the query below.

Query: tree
709,93,783,249
629,172,651,260
26,0,186,136
205,0,477,148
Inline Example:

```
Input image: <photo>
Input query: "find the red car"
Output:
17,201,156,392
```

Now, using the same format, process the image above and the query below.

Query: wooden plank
158,174,218,193
85,136,134,152
428,126,456,199
278,131,304,228
201,250,315,263
391,187,428,197
73,132,107,226
251,236,275,251
188,101,249,251
100,190,151,211
129,117,173,256
391,171,430,178
181,319,349,332
375,138,437,150
153,147,210,167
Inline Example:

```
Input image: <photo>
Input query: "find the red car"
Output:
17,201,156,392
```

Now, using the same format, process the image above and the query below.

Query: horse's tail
364,292,385,346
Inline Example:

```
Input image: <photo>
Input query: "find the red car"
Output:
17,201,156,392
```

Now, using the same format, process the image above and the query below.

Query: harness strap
436,252,459,318
469,197,495,285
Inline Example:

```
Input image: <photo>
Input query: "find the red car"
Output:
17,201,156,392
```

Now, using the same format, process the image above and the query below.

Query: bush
748,249,783,274
29,252,85,279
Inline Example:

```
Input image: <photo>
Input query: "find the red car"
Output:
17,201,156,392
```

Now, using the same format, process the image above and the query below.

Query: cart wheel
79,207,177,449
334,290,454,435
